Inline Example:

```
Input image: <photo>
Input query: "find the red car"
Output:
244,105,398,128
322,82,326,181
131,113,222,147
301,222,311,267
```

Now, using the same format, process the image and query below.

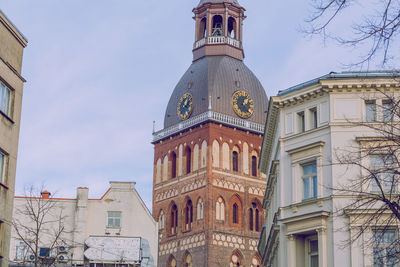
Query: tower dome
164,56,268,128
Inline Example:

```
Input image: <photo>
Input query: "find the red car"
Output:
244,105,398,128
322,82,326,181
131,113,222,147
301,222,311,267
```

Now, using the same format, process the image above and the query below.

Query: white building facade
9,181,158,267
258,71,400,267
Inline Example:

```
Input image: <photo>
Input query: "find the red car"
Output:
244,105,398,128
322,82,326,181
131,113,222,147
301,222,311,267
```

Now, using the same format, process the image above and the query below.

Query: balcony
152,111,264,143
194,36,241,49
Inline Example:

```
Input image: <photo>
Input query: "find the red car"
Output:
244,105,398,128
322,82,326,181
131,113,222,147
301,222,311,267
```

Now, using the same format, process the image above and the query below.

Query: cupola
192,0,245,61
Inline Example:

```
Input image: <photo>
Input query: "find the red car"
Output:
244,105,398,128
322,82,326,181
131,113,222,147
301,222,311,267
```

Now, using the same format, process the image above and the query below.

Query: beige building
9,181,158,267
0,9,27,267
258,71,400,267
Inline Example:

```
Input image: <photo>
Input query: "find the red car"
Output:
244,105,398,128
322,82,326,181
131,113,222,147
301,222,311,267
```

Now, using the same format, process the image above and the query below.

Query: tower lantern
193,0,245,61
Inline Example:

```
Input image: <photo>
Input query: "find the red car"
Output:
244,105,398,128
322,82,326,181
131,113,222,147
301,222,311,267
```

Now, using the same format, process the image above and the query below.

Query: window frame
373,229,398,267
0,80,12,118
0,150,8,186
369,154,397,193
309,107,318,130
302,161,318,200
365,100,377,122
382,100,393,122
107,211,122,228
297,111,305,133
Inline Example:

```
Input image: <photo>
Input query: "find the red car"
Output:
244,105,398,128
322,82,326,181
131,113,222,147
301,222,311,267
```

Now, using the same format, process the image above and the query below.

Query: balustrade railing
153,111,264,142
194,36,241,49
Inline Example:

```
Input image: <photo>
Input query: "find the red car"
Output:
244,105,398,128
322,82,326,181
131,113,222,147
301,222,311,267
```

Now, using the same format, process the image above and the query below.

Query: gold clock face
232,90,254,119
177,93,193,120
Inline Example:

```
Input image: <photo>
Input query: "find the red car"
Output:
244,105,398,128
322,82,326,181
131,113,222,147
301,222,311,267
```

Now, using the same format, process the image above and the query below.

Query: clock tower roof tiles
163,56,268,128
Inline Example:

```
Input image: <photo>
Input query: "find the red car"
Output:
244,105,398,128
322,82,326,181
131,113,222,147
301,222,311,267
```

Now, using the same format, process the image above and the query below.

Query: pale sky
2,0,398,209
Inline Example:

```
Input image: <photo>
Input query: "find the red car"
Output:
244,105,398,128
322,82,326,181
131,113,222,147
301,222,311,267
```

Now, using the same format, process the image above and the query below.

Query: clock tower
152,1,268,266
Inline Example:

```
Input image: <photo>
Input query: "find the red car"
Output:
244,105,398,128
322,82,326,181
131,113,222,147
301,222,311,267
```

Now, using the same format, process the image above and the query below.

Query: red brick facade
152,123,265,266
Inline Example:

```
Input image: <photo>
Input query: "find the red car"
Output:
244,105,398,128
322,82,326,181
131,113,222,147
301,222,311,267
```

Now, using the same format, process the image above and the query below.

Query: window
232,203,238,224
309,239,319,267
197,198,204,220
168,255,177,267
310,107,318,129
184,199,193,231
251,254,262,267
107,211,121,228
16,241,29,260
297,111,305,133
159,210,165,229
302,161,317,200
373,230,397,267
184,253,192,267
170,204,178,235
370,155,397,193
232,151,239,172
39,247,51,257
216,197,225,221
230,251,242,267
171,152,177,179
0,221,3,257
0,82,11,117
366,100,376,122
249,202,260,232
251,156,257,177
382,100,393,122
186,147,192,174
0,152,6,184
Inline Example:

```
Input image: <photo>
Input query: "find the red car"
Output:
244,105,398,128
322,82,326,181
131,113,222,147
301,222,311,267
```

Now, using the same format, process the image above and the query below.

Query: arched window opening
201,140,207,168
184,252,192,267
184,199,193,231
233,203,238,224
156,158,162,184
168,255,177,267
193,144,199,171
159,210,165,229
233,151,239,172
186,147,192,174
199,17,207,39
251,156,257,177
212,15,223,36
170,204,178,235
228,17,236,38
212,140,220,168
216,197,225,221
171,152,177,179
249,202,261,232
163,155,169,182
249,208,253,231
197,198,204,220
230,195,242,227
230,251,243,267
250,254,262,267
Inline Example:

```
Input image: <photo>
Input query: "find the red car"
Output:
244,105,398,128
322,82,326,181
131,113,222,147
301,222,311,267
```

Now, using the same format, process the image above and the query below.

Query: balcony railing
153,111,264,143
194,36,241,49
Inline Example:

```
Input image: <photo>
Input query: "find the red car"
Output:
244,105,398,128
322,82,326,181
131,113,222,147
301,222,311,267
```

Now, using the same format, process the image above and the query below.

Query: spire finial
208,95,212,110
153,120,156,133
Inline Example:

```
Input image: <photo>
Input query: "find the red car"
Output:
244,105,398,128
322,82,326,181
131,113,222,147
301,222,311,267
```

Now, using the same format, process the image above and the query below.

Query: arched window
197,198,204,220
199,17,207,39
222,142,230,170
171,152,177,179
212,15,223,36
249,201,261,232
156,158,162,184
186,147,192,174
163,155,169,182
230,195,242,227
251,155,257,177
193,144,199,171
212,140,220,168
170,203,178,235
230,250,243,267
250,253,262,267
201,140,207,168
233,203,238,224
183,252,192,267
228,17,236,38
243,142,249,174
216,197,225,221
168,255,177,267
232,151,239,172
184,199,193,231
159,210,165,229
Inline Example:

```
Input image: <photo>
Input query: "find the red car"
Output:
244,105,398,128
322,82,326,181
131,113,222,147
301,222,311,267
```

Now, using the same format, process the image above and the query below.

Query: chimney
41,190,51,199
